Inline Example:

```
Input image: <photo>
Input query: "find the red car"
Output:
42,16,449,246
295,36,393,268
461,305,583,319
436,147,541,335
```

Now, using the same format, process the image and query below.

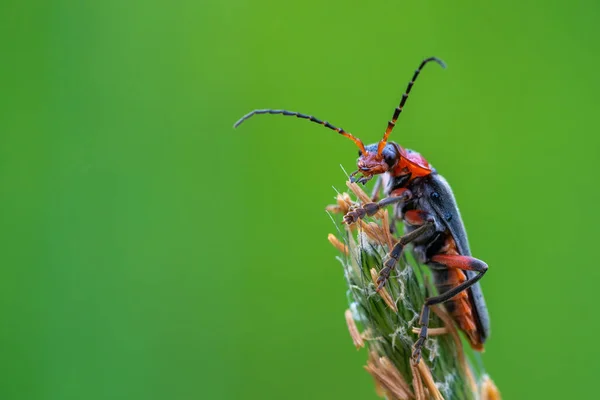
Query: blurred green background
1,0,599,399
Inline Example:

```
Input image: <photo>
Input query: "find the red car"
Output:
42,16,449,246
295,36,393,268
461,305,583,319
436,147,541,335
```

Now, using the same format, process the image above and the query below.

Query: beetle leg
370,176,384,202
343,188,412,224
376,209,434,290
412,255,488,363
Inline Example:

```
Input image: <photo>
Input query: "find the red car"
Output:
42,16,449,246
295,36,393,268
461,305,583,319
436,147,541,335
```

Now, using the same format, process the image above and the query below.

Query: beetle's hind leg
412,254,488,363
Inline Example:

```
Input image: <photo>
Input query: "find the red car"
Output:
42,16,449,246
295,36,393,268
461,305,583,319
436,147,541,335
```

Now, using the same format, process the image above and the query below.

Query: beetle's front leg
370,176,384,202
343,188,412,224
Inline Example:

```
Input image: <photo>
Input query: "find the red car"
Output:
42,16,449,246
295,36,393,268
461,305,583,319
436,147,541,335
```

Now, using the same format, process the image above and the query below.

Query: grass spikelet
327,182,501,400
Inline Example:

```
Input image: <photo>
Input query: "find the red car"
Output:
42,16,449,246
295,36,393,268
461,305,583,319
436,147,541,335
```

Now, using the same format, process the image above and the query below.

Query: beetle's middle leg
376,209,435,290
412,254,488,363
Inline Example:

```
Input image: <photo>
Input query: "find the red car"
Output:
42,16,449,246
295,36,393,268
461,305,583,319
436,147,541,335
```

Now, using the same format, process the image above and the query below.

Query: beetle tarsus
343,208,366,224
376,265,394,291
411,306,430,363
411,337,426,363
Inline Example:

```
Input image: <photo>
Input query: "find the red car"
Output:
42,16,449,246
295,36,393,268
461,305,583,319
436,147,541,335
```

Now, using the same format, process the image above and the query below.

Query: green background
1,0,598,399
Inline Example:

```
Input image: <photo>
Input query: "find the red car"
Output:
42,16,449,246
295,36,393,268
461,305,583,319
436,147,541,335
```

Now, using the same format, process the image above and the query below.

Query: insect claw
411,348,422,364
376,266,391,291
343,208,366,224
358,175,374,185
411,324,428,363
411,336,428,364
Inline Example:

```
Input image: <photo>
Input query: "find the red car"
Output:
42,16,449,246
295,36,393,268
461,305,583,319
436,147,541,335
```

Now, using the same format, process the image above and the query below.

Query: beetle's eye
358,150,363,157
383,153,395,167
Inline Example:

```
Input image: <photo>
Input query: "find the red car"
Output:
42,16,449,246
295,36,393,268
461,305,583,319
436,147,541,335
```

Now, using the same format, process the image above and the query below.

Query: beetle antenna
377,57,446,156
234,109,366,153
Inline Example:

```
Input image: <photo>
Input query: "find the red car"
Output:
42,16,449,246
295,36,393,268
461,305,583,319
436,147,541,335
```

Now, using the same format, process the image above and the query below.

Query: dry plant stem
345,309,365,349
417,359,444,400
358,220,388,245
328,234,348,255
325,192,353,215
380,357,413,398
410,362,425,400
412,327,449,336
365,351,414,400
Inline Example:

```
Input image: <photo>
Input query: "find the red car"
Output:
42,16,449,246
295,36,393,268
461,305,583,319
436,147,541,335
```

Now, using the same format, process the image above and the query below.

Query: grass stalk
327,182,500,400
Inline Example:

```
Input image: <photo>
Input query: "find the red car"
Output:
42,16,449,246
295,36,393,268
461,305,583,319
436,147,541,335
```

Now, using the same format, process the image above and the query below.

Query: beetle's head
352,143,399,183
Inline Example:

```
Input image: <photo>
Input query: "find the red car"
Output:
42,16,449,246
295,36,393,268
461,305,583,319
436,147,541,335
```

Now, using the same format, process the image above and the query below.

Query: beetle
233,57,490,362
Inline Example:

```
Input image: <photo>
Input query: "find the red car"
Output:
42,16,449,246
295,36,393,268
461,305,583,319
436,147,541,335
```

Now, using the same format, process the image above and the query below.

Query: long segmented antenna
377,57,446,156
234,109,366,153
